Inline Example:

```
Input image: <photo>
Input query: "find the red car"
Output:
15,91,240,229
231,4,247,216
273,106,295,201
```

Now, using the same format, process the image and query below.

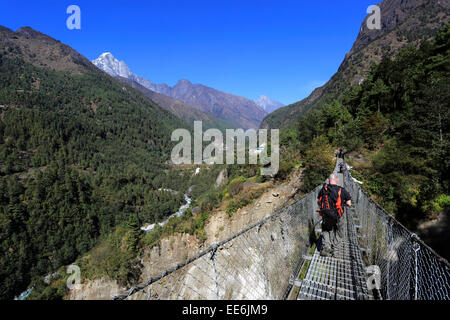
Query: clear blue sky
0,0,376,105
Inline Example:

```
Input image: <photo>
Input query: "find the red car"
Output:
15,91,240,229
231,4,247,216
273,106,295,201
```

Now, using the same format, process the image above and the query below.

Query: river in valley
140,188,193,234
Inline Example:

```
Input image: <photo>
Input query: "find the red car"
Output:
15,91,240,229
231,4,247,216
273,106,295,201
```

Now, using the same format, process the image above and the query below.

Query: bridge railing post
411,235,421,300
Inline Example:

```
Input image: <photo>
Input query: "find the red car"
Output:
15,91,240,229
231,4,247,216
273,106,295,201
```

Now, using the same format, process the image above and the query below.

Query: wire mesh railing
112,184,323,300
343,162,450,300
112,159,450,300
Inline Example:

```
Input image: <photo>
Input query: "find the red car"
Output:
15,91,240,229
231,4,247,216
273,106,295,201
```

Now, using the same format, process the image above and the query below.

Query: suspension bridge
112,159,450,300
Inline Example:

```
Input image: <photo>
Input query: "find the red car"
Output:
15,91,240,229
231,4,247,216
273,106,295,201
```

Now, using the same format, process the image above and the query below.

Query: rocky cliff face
262,0,450,129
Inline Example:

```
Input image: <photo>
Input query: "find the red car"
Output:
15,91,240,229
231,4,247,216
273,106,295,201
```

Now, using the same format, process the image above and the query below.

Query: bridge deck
296,164,371,300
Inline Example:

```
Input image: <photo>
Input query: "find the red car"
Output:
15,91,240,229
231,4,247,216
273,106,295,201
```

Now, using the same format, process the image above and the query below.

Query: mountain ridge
261,0,450,129
0,26,97,74
92,52,268,129
115,76,236,131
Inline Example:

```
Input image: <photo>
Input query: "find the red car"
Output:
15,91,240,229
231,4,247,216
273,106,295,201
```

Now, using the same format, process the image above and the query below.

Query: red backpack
318,184,342,230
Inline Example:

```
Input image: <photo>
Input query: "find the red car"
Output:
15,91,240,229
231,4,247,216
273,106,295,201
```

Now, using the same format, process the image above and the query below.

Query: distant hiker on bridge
317,174,352,257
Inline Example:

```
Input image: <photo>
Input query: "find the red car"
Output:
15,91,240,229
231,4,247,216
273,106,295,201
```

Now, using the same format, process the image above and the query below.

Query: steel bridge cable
111,160,450,300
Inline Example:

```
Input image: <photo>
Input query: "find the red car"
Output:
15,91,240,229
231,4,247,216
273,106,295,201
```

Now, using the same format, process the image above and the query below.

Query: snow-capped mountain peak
91,52,133,79
255,95,284,114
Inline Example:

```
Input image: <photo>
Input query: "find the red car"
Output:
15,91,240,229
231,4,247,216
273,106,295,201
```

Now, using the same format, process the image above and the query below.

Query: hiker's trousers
322,215,344,251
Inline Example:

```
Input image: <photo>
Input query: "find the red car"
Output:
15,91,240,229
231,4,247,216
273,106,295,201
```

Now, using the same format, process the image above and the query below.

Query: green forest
283,23,449,232
0,52,206,299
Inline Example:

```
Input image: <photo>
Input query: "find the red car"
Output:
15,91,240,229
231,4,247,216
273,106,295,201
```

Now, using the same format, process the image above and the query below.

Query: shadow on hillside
416,211,450,261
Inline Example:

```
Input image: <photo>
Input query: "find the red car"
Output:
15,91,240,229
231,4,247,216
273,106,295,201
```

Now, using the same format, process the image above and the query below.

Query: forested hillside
0,28,198,299
282,23,449,256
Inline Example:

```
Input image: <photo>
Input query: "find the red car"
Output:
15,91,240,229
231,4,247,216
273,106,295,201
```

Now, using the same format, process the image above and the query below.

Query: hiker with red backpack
317,174,352,257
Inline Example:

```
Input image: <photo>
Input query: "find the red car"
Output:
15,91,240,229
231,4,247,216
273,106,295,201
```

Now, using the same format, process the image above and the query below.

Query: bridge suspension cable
112,160,450,300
